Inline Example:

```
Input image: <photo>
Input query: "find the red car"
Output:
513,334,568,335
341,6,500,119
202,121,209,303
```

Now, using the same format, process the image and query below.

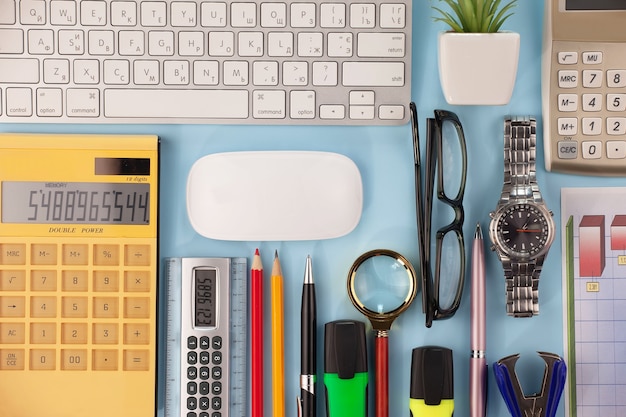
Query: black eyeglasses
411,103,467,328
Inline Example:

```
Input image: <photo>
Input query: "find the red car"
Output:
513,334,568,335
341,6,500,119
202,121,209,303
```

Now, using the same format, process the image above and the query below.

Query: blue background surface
3,1,626,416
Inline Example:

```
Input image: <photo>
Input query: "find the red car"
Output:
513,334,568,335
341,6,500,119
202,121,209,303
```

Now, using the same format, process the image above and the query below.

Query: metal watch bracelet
500,117,542,318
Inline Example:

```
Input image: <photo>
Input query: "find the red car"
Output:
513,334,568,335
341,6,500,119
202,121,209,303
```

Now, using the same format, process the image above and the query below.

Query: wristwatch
488,117,555,318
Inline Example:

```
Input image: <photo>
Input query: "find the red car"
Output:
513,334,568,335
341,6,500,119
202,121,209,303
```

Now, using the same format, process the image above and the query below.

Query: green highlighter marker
409,346,454,417
324,320,369,417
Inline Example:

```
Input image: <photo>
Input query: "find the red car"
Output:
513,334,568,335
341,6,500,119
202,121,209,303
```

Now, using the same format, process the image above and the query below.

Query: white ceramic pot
438,31,520,105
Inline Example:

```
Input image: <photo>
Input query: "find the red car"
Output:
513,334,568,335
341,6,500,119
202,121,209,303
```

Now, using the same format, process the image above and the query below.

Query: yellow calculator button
62,244,88,265
31,270,57,291
125,270,151,292
125,244,151,266
123,349,150,371
0,244,26,265
124,297,151,319
124,323,150,345
93,349,118,371
93,270,119,292
0,349,25,370
61,349,87,370
30,323,57,344
30,349,56,370
93,244,119,266
93,297,119,318
61,323,88,344
0,296,25,317
31,244,58,265
0,323,25,344
0,270,26,291
61,296,88,318
30,296,57,318
62,270,89,291
93,323,119,344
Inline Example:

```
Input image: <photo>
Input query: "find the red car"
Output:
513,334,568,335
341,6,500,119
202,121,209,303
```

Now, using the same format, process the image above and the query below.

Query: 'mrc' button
0,244,26,265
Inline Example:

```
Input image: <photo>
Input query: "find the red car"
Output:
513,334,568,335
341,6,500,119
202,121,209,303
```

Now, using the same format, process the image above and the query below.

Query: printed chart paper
562,187,626,417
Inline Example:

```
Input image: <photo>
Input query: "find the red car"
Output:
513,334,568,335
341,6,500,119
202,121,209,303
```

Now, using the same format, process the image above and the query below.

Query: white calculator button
607,94,626,112
607,141,626,159
607,117,626,135
558,52,578,65
558,70,578,88
582,70,602,88
582,51,603,64
582,141,602,159
557,117,578,135
582,117,602,135
558,94,578,111
607,70,626,88
582,93,602,111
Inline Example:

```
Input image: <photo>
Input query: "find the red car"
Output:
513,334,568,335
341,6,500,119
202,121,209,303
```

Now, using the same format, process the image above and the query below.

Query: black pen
298,255,317,417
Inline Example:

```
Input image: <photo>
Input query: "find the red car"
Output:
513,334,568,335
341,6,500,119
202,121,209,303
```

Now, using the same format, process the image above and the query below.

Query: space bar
104,89,249,118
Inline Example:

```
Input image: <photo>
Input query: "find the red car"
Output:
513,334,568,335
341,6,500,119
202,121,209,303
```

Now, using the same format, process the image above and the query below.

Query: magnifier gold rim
347,249,418,332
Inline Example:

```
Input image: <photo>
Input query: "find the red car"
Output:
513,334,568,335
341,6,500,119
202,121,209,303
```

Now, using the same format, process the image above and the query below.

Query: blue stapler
493,351,567,417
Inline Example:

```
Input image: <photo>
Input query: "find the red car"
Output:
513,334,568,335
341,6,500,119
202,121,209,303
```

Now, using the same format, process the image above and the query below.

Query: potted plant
433,0,520,105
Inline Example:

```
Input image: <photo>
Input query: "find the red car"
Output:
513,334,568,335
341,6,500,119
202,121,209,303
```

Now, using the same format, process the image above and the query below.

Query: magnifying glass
347,249,418,417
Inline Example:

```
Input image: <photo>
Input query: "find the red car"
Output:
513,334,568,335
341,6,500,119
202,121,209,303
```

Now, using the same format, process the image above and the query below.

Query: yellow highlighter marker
409,346,454,417
271,250,285,417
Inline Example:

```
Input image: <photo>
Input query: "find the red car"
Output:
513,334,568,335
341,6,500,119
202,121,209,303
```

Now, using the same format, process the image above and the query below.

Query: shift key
342,62,405,86
0,59,38,83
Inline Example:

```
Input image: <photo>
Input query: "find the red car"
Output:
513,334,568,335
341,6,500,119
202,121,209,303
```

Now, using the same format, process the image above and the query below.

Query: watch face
493,203,554,257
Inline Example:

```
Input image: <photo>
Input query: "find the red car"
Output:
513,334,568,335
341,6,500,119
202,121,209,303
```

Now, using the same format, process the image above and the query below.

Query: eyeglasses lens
435,230,463,311
439,118,464,200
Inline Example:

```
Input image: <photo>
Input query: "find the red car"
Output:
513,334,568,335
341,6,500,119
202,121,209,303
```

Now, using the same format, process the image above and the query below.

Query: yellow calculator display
0,134,159,417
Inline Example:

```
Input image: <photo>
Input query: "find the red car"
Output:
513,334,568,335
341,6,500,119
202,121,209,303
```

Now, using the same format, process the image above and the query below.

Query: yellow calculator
0,133,159,417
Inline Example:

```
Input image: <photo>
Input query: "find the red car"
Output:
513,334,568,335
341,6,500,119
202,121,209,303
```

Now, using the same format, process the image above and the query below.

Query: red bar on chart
611,215,626,250
579,215,606,277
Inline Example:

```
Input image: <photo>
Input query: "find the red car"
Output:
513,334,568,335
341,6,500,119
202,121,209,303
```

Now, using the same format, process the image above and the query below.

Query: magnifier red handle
375,334,389,417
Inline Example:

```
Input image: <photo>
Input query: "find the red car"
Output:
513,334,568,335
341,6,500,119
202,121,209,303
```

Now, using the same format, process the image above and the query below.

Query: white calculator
543,0,626,175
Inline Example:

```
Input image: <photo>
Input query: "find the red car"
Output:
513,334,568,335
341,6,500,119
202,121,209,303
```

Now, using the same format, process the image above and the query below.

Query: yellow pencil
271,250,285,417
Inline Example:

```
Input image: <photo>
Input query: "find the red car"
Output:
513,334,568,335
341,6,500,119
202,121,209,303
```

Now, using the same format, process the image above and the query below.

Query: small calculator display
0,133,159,417
543,0,626,175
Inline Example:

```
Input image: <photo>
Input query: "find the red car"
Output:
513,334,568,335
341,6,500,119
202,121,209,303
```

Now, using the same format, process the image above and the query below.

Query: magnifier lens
353,255,413,314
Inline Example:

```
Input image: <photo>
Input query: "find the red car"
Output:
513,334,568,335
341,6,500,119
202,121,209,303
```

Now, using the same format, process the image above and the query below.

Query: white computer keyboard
0,0,412,125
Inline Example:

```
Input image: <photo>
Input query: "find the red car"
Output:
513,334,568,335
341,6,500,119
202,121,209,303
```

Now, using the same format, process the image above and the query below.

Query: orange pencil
251,248,264,417
271,250,285,417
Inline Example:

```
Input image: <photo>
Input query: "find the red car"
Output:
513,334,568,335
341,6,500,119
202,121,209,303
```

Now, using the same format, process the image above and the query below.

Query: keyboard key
62,296,88,318
93,297,119,318
0,29,23,53
0,0,16,24
93,323,119,344
124,271,151,292
342,62,405,86
357,33,406,57
104,89,249,118
93,271,119,291
61,323,88,344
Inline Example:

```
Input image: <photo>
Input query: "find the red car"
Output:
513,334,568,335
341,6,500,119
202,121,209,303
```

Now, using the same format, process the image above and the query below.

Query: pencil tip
274,249,278,259
254,248,260,256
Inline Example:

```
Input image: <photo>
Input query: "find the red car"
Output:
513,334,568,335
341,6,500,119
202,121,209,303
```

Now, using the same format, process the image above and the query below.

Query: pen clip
296,396,302,417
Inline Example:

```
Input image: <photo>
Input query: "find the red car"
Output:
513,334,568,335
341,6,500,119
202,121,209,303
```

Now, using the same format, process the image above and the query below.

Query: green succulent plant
433,0,517,33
